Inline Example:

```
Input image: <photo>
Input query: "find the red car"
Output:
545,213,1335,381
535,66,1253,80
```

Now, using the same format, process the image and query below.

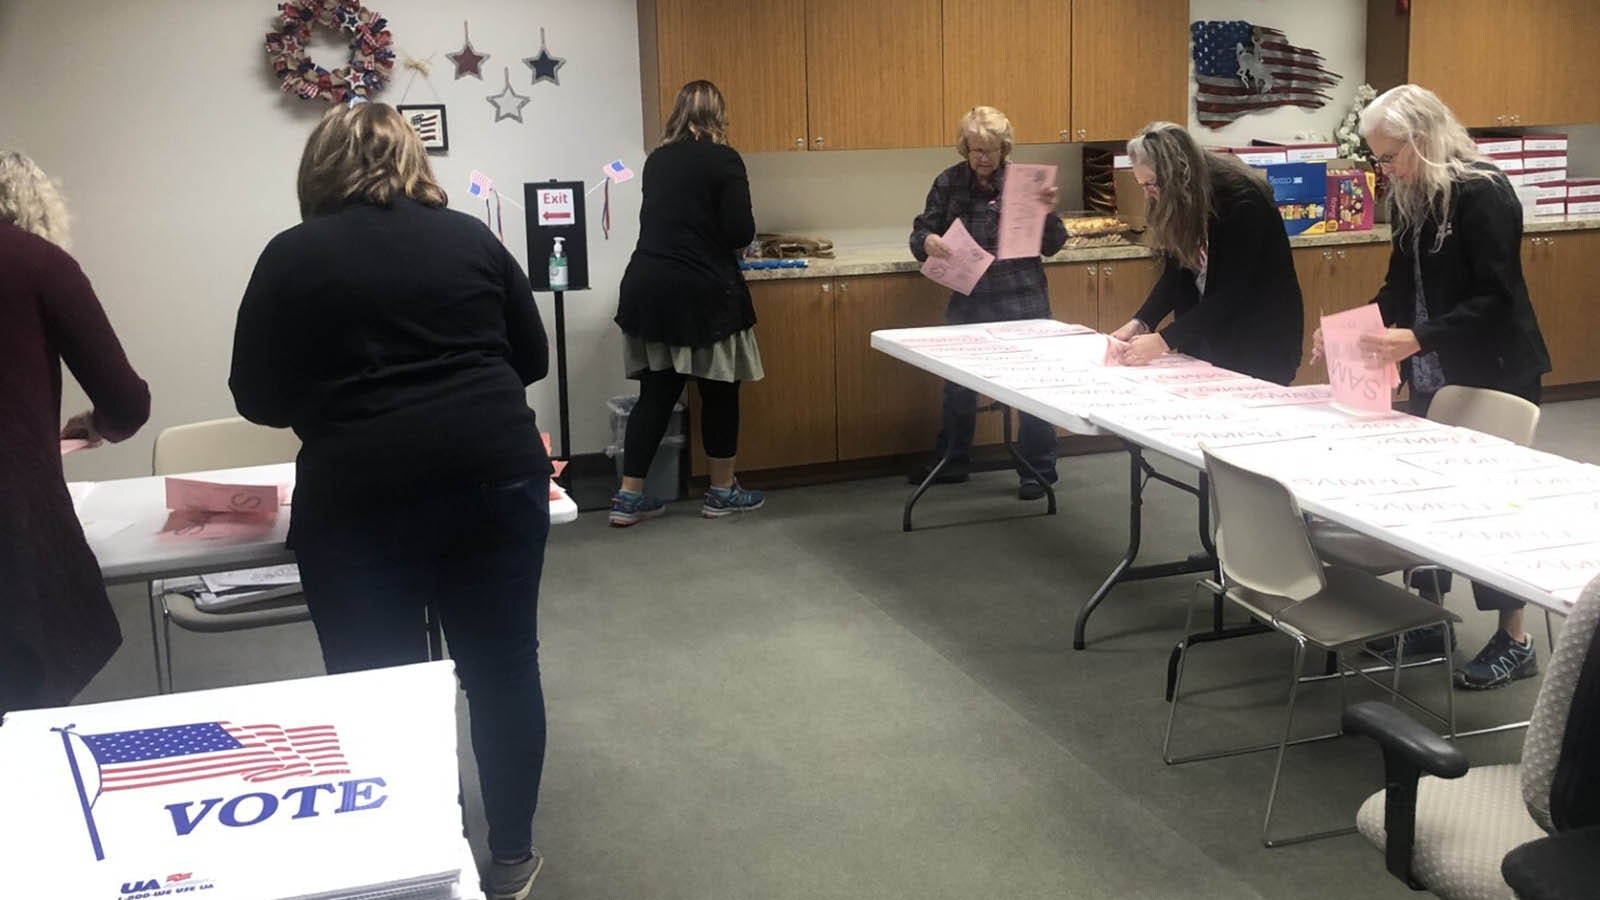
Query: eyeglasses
1373,149,1401,166
967,146,1001,159
1136,178,1159,192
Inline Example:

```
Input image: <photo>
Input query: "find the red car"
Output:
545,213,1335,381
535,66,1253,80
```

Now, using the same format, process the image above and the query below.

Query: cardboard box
1489,153,1525,173
1523,168,1567,186
1530,183,1568,202
1567,178,1600,199
1226,146,1289,166
1475,136,1523,156
1524,152,1568,171
1504,172,1527,186
1325,160,1376,232
1533,199,1566,217
1261,162,1329,235
1112,168,1147,227
1568,198,1600,216
1523,133,1568,152
1113,154,1132,169
1250,140,1339,162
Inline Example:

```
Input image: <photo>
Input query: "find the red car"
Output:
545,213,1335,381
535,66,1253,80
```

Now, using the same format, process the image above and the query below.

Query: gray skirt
623,327,764,383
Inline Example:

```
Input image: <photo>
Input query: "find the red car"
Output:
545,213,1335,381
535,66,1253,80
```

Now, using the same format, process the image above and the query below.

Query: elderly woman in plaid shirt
909,106,1068,501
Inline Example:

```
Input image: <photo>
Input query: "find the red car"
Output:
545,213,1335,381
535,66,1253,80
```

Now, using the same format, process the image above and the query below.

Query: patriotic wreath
265,0,395,104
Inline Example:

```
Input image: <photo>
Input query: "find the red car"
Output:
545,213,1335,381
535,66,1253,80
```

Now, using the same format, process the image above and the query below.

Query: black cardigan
1371,168,1550,391
616,137,757,347
1135,168,1304,385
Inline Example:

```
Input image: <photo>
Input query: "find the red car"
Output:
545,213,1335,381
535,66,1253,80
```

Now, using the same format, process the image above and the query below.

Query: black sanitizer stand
525,180,589,468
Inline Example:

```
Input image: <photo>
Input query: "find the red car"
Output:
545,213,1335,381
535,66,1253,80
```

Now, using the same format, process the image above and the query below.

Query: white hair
0,151,71,249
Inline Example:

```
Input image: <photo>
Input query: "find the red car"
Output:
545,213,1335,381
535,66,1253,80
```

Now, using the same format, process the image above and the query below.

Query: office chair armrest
1343,701,1468,778
1344,701,1469,888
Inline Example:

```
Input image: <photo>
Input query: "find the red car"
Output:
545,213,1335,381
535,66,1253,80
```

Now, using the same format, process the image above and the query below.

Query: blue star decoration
523,27,565,85
487,67,530,123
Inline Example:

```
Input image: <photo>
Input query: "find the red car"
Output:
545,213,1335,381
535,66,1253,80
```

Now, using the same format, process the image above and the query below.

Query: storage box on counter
1474,135,1523,156
1523,134,1568,153
1324,160,1376,232
1222,146,1289,166
1249,139,1340,162
1260,162,1328,235
1567,179,1600,216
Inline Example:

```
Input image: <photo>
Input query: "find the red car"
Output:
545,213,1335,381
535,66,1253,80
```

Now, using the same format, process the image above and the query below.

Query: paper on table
997,163,1058,260
1321,305,1400,414
164,477,286,514
1481,543,1600,595
60,438,90,455
1316,487,1524,528
920,218,993,295
984,320,1093,341
158,509,277,541
199,564,300,592
79,518,135,542
1393,512,1598,557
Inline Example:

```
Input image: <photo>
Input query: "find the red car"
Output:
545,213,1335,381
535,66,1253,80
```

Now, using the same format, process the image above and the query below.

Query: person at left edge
909,105,1068,501
0,150,150,717
229,103,552,900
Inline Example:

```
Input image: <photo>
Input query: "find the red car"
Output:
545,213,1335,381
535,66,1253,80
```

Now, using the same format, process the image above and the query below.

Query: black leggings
623,369,741,477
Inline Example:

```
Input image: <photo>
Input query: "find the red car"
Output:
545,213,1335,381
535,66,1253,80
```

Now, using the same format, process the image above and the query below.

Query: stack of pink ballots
160,477,287,540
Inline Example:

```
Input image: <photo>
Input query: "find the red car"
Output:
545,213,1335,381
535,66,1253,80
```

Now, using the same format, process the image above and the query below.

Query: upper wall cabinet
1366,0,1600,128
806,0,946,150
638,0,809,152
942,0,1073,144
1070,0,1189,142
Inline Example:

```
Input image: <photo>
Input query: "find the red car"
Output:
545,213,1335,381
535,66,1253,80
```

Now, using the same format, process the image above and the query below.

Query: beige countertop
742,216,1600,282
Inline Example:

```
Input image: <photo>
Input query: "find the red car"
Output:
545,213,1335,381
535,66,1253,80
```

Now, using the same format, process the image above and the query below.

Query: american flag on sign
602,158,634,184
79,721,350,793
468,169,494,197
1191,21,1340,129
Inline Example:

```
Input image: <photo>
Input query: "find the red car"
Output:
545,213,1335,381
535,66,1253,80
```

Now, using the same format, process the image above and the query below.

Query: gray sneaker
487,850,543,900
1454,630,1537,690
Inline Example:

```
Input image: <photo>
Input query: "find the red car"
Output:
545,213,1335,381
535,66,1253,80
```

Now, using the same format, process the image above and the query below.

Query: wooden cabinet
942,0,1072,145
807,0,945,150
688,279,837,474
637,0,808,152
1523,231,1600,387
1045,257,1162,333
1290,243,1390,385
1367,0,1600,128
833,274,954,459
1069,0,1189,142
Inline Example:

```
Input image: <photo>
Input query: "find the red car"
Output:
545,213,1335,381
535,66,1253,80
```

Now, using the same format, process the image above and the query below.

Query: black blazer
1135,168,1304,385
616,137,757,347
1371,168,1550,391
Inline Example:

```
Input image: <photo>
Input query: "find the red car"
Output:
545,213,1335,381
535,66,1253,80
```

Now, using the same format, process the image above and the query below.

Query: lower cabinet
1524,230,1600,388
1290,243,1391,386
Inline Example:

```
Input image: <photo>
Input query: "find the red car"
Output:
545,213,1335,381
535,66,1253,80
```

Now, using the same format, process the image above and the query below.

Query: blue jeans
291,475,551,860
936,381,1058,481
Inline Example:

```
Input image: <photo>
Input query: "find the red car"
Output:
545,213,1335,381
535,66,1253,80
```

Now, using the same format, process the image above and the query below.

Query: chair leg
161,594,176,694
1163,579,1210,764
148,581,168,695
1262,639,1359,848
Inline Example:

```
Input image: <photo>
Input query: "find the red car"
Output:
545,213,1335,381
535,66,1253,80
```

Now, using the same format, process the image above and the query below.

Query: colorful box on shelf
1261,162,1329,235
1325,161,1376,232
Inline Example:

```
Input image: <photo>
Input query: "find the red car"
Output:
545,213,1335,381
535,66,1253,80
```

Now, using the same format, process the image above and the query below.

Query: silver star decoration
486,67,530,123
523,27,566,85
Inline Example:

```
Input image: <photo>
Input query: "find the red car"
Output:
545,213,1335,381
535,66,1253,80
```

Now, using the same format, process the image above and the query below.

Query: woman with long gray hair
1111,121,1303,384
1324,83,1551,689
0,150,150,714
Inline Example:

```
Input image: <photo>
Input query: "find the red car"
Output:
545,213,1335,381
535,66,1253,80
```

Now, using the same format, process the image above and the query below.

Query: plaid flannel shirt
909,162,1068,324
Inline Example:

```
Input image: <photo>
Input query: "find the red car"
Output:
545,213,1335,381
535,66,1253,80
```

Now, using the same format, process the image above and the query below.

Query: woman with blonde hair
612,79,764,524
908,105,1068,500
1111,121,1303,384
1333,83,1550,689
230,102,553,900
0,150,150,715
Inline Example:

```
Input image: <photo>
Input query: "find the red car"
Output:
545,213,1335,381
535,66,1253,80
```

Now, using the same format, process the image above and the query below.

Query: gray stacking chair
1165,444,1461,847
150,417,308,692
1344,574,1600,899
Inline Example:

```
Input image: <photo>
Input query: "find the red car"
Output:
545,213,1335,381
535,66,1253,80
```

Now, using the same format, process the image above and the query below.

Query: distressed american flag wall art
1191,20,1341,128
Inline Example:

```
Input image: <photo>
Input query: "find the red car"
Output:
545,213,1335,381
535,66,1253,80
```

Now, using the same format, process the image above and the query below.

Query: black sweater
230,199,550,501
1135,168,1305,385
616,137,757,347
1371,168,1550,390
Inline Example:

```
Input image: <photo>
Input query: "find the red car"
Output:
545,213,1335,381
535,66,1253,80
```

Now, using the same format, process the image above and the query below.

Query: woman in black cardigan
612,80,764,526
1345,83,1552,690
1111,122,1304,385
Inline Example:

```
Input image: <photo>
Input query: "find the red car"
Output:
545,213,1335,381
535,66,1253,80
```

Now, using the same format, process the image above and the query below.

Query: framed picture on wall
397,104,449,153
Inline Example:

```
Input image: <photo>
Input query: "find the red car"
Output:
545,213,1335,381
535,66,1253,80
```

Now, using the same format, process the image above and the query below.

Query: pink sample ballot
997,163,1058,260
158,510,278,541
1321,305,1400,414
60,438,91,455
164,477,286,514
920,218,993,295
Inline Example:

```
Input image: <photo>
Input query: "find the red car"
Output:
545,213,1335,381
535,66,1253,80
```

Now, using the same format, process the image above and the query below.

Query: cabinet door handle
1337,249,1346,259
1076,128,1087,140
794,137,804,148
814,137,825,148
1322,250,1332,260
838,281,848,292
1510,114,1521,124
1102,266,1113,289
1059,129,1070,140
1086,266,1097,289
820,282,831,292
1496,114,1508,124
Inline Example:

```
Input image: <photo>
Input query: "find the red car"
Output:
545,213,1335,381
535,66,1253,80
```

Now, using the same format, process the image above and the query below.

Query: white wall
0,0,645,479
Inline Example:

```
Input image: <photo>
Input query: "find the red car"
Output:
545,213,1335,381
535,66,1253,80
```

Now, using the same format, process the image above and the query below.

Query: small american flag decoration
396,103,449,153
1190,21,1340,129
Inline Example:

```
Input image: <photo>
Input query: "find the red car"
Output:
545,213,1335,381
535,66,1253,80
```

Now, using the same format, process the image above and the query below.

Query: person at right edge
1316,84,1552,690
610,79,765,526
1109,121,1304,385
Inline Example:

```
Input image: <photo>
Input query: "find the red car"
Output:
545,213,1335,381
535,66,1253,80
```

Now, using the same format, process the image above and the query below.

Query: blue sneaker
609,490,666,527
1454,630,1537,690
702,482,765,518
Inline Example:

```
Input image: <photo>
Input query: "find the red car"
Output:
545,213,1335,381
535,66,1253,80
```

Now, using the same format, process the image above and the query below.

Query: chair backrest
1523,574,1600,833
1426,385,1540,446
152,417,300,476
1201,445,1326,602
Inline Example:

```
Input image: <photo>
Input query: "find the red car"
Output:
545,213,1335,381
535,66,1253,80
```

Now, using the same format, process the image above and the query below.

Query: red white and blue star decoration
523,27,566,85
447,19,490,80
265,0,394,104
487,67,530,123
